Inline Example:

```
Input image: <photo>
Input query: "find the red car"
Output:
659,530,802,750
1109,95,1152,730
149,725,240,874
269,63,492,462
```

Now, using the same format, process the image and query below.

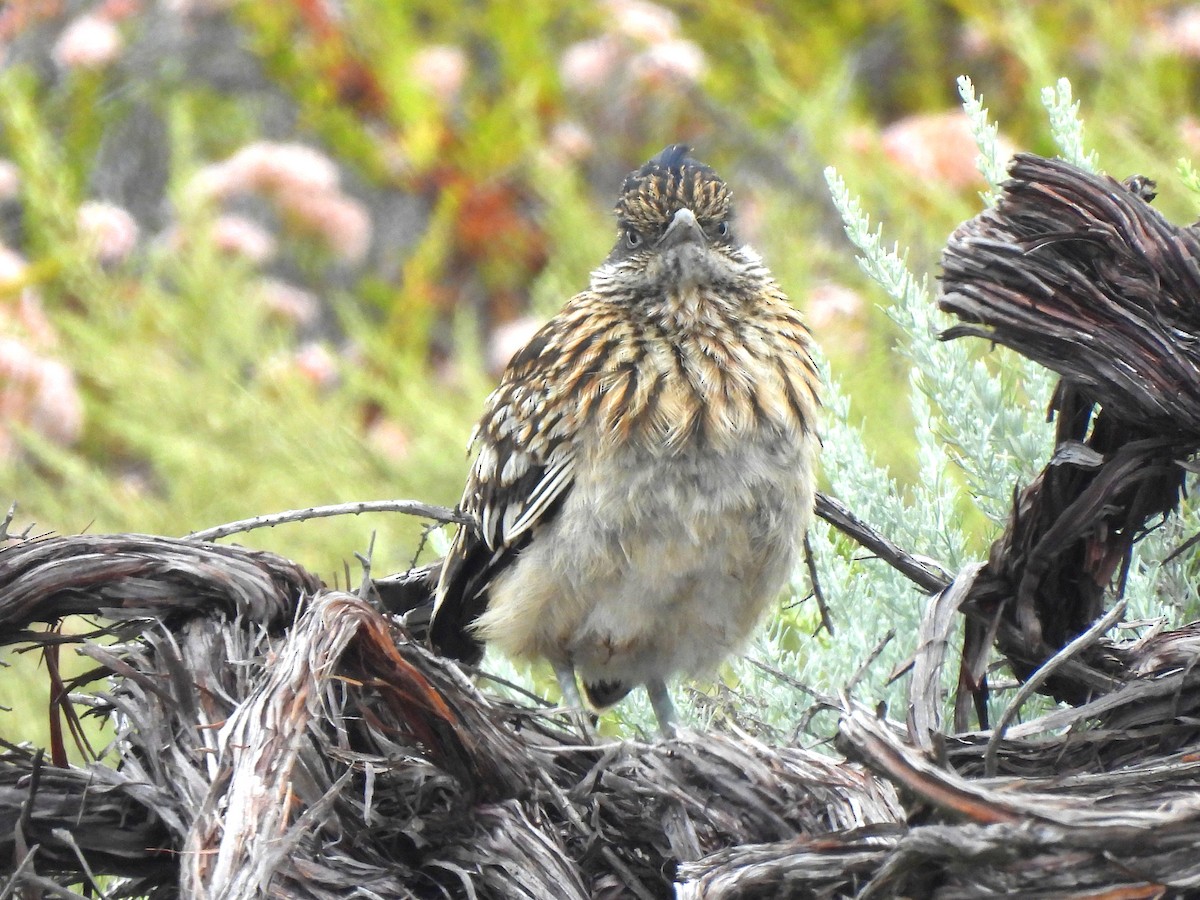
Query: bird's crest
615,144,731,233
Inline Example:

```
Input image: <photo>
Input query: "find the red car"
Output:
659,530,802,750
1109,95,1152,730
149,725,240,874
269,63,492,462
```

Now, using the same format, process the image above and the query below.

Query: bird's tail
370,561,441,640
583,679,633,709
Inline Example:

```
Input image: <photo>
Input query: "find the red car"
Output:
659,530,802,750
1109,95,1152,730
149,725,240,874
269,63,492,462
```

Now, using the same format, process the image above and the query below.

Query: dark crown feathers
615,144,732,232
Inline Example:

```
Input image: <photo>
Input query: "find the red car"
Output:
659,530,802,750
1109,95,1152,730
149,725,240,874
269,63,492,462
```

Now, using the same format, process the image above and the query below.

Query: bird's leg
552,661,595,741
646,678,677,738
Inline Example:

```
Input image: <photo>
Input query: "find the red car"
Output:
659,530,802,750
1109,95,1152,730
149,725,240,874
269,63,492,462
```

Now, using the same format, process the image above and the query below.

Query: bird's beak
658,207,706,250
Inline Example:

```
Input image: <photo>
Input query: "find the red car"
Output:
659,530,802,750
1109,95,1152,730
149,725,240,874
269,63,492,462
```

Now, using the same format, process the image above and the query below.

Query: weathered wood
940,153,1198,711
7,154,1200,897
0,535,902,898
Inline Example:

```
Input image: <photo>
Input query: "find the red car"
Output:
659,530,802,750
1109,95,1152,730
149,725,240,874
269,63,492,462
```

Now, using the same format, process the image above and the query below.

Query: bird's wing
429,311,589,662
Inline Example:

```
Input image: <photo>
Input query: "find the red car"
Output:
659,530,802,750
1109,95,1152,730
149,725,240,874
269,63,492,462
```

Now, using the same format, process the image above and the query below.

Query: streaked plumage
429,144,820,734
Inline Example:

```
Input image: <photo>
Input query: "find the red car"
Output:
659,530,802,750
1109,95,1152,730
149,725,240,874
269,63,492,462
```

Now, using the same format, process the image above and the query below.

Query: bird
428,144,821,736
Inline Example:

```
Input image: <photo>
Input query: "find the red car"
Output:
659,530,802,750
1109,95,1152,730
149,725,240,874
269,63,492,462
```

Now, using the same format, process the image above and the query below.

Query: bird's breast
477,426,817,682
589,317,817,454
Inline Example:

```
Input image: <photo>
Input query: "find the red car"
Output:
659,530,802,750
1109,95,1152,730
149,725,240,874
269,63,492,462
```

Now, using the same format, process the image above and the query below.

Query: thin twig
185,499,468,542
534,768,657,900
814,492,951,594
802,531,834,635
0,501,38,545
474,668,556,709
9,873,92,900
51,827,108,899
748,656,842,744
748,657,839,708
846,629,896,697
355,532,377,601
0,502,16,542
1163,529,1200,564
0,846,42,900
984,598,1127,776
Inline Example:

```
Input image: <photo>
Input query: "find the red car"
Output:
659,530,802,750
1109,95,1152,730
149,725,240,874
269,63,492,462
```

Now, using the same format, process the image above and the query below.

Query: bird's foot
553,662,597,742
646,677,677,739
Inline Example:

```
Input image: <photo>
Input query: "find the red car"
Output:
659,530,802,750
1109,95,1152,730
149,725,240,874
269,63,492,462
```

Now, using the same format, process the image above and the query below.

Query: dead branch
185,499,466,542
0,534,902,898
0,533,322,635
940,153,1198,711
839,706,1200,897
814,492,952,595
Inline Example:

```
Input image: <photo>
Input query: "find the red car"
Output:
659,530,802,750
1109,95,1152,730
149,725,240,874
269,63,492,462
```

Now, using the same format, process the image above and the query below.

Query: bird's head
603,144,745,296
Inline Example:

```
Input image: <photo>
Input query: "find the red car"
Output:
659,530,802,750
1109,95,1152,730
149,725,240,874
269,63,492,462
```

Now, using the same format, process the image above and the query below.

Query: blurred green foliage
2,0,1200,747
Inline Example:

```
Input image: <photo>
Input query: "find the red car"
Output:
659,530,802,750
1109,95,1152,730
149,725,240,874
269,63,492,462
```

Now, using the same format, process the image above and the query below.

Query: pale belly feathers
473,429,815,692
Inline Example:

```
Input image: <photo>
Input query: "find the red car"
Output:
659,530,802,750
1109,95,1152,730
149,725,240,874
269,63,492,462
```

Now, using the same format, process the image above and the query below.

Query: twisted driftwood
5,153,1200,897
0,534,903,899
939,153,1200,724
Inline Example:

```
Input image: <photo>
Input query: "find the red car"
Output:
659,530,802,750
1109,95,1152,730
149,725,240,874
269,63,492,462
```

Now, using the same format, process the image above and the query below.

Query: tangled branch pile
0,534,903,899
3,154,1200,898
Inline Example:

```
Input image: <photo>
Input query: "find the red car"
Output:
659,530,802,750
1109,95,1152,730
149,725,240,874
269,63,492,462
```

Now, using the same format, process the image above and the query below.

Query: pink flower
630,38,706,87
25,356,82,445
291,342,339,389
881,111,1010,190
0,160,19,202
604,0,679,45
0,293,58,351
189,142,341,203
0,245,27,287
52,14,122,70
807,282,867,354
1181,116,1200,155
0,248,58,351
0,337,84,460
256,278,319,328
410,44,469,106
187,142,370,263
488,316,543,375
364,416,410,463
210,214,276,264
1151,7,1200,58
76,201,138,265
560,37,622,94
241,142,341,198
543,121,595,168
807,282,865,329
276,187,371,264
958,23,996,58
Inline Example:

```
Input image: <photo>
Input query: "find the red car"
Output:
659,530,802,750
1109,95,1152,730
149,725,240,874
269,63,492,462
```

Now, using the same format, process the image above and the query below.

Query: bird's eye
716,221,730,237
625,229,643,249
